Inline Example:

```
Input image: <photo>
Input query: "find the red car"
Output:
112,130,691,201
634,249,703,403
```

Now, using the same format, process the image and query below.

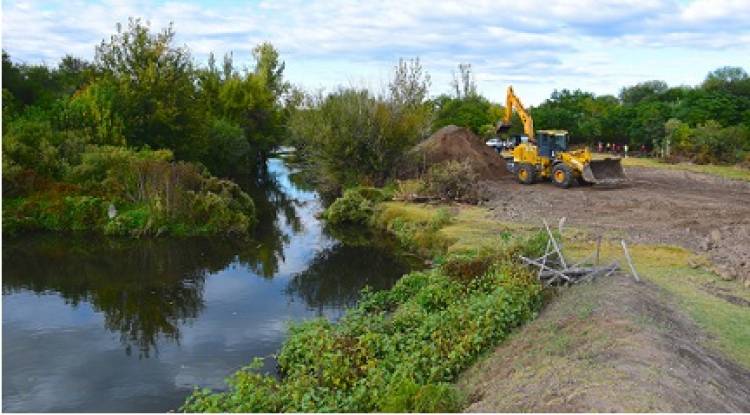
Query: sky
2,0,750,105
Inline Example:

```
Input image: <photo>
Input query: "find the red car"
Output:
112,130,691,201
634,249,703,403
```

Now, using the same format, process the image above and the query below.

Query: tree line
3,19,749,235
2,19,287,236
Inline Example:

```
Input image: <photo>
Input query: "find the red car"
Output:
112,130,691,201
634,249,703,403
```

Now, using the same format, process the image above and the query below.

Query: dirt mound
414,125,508,180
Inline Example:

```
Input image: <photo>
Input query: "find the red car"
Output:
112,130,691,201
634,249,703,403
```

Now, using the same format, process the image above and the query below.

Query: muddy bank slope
459,273,750,412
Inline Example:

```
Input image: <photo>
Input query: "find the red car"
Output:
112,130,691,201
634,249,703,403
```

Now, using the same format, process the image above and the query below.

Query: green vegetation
531,69,750,164
3,19,290,236
287,58,433,193
3,146,255,236
323,186,392,225
424,161,480,202
183,228,547,412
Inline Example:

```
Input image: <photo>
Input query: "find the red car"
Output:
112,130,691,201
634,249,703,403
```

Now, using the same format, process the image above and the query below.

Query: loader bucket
582,158,628,185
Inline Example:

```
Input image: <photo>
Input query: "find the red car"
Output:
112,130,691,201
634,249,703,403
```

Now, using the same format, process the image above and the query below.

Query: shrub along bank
183,199,548,412
3,146,256,237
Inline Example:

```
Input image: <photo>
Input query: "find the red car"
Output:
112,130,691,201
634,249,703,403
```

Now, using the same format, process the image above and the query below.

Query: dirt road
482,166,750,285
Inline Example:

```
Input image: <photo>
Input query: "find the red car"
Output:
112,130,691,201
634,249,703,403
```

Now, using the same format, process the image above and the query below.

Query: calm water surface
2,158,413,412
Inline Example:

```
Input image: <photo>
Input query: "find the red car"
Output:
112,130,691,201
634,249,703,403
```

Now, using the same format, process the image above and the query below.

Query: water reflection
2,157,413,412
4,236,231,357
286,241,410,311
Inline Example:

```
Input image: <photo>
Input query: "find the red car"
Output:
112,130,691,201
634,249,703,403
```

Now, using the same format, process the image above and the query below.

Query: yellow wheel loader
496,86,627,188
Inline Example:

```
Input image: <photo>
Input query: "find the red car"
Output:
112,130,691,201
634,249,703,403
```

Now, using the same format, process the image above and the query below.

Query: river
2,157,414,412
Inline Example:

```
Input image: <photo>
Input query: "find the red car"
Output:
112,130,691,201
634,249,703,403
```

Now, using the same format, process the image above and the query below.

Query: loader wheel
552,164,574,188
517,163,536,185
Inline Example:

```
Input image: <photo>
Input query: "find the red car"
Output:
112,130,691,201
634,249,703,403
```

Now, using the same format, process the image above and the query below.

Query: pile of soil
413,125,508,180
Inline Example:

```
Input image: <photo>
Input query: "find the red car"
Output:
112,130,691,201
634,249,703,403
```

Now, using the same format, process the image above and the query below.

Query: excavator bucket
582,158,628,185
496,122,512,134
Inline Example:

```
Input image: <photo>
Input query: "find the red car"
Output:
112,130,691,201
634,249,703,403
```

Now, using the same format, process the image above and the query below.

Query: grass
619,156,750,182
375,202,537,255
565,237,750,369
377,201,750,370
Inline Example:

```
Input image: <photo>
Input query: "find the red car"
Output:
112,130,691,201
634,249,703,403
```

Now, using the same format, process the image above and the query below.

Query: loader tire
517,163,536,185
552,164,574,188
577,176,594,186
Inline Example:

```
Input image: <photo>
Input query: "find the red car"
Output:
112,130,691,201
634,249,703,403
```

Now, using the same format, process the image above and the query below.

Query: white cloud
2,0,749,104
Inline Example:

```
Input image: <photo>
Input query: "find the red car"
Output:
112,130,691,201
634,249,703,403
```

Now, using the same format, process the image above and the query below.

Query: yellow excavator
496,86,626,188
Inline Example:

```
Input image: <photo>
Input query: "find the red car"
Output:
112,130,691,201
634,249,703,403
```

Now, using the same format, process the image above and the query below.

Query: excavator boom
497,86,535,141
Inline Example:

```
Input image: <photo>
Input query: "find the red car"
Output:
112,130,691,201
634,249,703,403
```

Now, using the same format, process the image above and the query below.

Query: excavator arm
496,86,535,142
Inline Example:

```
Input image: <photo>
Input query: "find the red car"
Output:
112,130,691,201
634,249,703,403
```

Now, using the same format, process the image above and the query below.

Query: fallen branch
519,223,621,287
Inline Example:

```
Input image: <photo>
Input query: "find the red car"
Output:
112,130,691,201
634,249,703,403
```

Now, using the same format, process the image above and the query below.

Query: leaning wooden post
543,219,567,269
620,240,640,282
595,236,602,266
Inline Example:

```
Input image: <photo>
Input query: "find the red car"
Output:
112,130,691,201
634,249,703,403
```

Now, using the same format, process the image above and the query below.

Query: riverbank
2,147,257,238
182,201,551,412
2,157,417,412
374,199,750,411
177,156,750,412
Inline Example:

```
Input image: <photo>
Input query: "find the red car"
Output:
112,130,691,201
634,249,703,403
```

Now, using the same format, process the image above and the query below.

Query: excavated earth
481,165,750,286
412,125,509,180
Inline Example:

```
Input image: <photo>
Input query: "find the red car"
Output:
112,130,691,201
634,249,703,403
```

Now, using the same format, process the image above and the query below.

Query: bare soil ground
458,274,750,412
481,166,750,286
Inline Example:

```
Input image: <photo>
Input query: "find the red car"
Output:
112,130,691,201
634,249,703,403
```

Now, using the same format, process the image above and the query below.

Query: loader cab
536,130,569,158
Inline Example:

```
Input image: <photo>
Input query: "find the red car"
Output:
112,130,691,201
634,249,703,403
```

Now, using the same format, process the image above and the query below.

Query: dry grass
565,236,750,369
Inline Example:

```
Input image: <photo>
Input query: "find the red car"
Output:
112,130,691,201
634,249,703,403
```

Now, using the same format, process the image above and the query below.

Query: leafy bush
424,161,479,202
287,64,432,191
2,194,106,233
3,145,256,237
664,118,750,164
183,242,543,413
324,189,375,225
393,179,426,201
2,116,65,195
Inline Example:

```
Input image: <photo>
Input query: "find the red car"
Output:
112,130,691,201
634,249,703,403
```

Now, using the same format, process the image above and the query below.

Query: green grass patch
374,202,537,257
621,157,750,182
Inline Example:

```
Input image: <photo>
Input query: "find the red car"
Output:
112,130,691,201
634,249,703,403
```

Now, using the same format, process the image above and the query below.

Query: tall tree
95,18,202,159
